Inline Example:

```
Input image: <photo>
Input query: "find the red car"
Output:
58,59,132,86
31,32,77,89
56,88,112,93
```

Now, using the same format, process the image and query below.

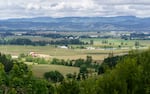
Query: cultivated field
29,64,79,78
81,38,150,47
0,37,150,60
0,45,129,60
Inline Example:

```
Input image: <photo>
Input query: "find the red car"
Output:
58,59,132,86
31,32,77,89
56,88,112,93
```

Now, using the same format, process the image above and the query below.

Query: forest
0,49,150,94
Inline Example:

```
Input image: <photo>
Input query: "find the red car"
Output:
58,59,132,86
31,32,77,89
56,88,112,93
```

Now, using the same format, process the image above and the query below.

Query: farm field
5,35,150,47
81,38,150,47
29,64,79,78
0,45,129,60
0,37,150,60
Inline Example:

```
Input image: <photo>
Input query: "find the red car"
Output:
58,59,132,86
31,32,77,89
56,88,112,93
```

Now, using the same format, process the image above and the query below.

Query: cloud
93,0,150,5
0,0,150,19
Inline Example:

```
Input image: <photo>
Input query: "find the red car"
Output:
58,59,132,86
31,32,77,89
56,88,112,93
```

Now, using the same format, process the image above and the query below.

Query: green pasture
29,64,79,78
0,37,149,61
81,38,150,47
0,45,130,60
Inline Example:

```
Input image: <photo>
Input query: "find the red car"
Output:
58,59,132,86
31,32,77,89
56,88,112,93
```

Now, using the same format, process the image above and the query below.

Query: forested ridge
0,49,150,94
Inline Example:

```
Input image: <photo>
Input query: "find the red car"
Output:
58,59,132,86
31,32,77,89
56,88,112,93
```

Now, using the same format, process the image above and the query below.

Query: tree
74,59,84,67
98,65,105,75
44,71,64,83
19,53,26,58
9,38,32,45
0,53,13,72
57,80,80,94
135,41,140,48
66,73,76,79
90,40,94,45
51,58,60,65
0,64,8,94
96,49,150,94
32,79,49,94
0,53,55,94
80,78,97,94
80,64,88,74
85,56,92,66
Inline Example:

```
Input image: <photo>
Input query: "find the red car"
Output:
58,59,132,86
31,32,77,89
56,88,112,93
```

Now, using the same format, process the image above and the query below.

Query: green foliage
19,53,26,58
0,53,13,72
135,41,140,47
51,58,61,65
32,79,49,94
96,49,150,94
103,55,125,68
80,78,97,94
90,40,94,45
98,55,127,75
9,38,32,45
51,56,94,68
102,40,108,44
0,64,7,86
25,55,34,62
1,49,150,94
10,62,29,77
66,73,76,79
50,56,97,80
25,55,48,64
34,58,47,64
4,38,84,46
44,71,64,83
0,55,54,94
57,80,80,94
74,58,85,67
85,56,92,66
98,65,105,75
80,64,88,74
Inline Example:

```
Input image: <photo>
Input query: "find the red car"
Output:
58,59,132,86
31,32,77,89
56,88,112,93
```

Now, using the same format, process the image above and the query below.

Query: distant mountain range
0,16,150,32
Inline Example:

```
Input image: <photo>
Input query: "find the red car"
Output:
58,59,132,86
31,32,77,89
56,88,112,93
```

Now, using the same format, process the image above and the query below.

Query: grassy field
29,64,79,78
0,45,130,60
0,37,149,61
81,38,150,47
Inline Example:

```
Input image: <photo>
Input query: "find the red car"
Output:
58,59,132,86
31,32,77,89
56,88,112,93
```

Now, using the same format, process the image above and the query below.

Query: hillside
0,16,150,31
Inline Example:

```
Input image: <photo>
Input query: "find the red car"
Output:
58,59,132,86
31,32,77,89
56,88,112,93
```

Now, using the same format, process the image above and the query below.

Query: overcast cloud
0,0,150,19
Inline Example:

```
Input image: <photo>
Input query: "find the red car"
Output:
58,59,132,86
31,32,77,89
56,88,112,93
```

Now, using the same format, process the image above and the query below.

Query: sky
0,0,150,19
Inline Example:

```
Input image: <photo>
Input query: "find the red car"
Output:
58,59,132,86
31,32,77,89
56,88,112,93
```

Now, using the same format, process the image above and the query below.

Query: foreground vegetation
0,49,150,94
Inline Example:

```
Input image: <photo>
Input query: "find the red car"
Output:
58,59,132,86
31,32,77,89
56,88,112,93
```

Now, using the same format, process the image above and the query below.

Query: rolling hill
0,16,150,31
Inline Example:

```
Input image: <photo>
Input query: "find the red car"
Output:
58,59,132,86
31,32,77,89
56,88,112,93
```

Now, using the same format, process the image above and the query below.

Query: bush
44,71,64,83
57,80,80,94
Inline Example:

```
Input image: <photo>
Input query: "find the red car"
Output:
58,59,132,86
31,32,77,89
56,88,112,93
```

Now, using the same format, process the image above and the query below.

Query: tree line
0,38,84,46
